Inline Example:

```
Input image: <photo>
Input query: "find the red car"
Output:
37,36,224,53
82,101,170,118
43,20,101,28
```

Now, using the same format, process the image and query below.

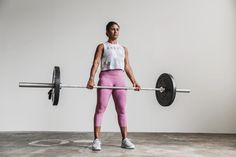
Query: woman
87,21,141,151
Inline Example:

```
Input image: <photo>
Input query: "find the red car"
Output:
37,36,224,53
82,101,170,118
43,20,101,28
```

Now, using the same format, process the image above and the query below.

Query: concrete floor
0,132,236,157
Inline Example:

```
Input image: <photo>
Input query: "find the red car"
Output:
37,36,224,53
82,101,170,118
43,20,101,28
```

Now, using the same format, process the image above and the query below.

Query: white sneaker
92,139,101,151
121,138,135,149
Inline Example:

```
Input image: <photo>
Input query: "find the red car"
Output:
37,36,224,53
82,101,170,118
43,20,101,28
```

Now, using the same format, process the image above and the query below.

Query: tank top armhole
101,43,106,58
121,45,126,51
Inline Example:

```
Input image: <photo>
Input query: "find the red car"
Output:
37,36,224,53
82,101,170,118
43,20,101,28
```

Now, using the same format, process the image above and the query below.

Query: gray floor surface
0,132,236,157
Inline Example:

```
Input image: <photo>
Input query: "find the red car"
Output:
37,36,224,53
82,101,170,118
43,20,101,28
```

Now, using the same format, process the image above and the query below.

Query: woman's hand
86,79,95,89
133,82,141,91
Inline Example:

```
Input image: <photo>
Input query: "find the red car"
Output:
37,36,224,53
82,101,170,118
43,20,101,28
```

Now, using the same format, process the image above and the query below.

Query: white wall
0,0,236,133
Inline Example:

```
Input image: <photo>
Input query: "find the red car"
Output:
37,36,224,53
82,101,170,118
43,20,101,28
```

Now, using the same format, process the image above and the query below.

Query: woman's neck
107,39,118,44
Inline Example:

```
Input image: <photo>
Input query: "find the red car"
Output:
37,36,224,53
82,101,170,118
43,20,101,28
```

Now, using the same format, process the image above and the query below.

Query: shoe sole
121,146,135,149
92,148,101,151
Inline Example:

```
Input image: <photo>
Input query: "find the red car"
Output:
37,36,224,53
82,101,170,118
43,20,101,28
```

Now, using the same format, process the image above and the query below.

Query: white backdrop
0,0,236,133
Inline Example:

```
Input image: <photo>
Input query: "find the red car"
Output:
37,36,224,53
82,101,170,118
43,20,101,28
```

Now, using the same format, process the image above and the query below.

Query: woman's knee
96,104,107,114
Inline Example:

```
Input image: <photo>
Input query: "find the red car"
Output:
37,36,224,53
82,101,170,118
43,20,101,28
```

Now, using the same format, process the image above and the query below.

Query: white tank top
101,42,125,71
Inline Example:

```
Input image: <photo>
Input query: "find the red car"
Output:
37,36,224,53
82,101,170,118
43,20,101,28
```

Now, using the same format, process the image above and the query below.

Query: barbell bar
19,66,191,106
19,83,190,93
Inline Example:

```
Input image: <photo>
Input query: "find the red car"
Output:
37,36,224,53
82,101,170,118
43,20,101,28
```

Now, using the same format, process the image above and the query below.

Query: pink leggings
94,70,127,127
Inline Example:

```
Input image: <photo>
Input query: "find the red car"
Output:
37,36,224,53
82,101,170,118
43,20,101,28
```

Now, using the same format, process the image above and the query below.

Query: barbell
19,66,191,107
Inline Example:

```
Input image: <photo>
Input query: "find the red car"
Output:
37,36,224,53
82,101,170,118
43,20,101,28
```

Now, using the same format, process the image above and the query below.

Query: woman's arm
87,44,104,89
124,47,141,91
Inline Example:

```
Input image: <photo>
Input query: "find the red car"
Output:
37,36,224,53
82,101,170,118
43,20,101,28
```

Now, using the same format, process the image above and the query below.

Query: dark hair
106,21,120,31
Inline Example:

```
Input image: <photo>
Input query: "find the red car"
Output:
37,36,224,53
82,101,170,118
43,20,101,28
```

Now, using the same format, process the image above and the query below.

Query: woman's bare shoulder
96,43,104,50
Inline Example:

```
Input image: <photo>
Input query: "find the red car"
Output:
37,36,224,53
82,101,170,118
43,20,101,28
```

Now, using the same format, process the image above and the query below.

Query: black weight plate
155,73,176,106
51,66,60,106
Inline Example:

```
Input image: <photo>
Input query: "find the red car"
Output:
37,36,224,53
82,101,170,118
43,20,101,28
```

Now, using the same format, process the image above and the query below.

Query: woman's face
106,24,119,40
